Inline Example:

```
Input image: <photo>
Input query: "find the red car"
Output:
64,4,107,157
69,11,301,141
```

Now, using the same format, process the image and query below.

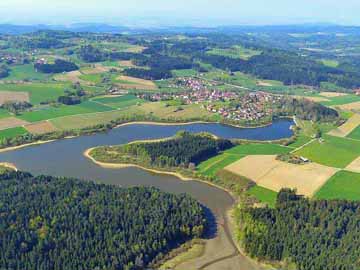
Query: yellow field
345,156,360,173
0,117,29,130
294,95,330,103
334,101,360,111
81,64,112,74
25,121,58,135
225,155,339,196
320,92,348,98
54,71,89,84
328,114,360,137
0,91,29,105
118,60,136,67
116,75,157,90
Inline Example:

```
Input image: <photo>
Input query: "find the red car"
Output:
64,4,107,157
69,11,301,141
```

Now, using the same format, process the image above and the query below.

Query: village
137,77,279,122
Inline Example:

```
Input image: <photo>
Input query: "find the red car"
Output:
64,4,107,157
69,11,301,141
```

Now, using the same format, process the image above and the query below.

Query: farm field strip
315,170,360,201
24,121,58,135
295,135,360,168
225,155,339,197
0,117,29,131
328,114,360,137
18,101,114,123
0,126,28,140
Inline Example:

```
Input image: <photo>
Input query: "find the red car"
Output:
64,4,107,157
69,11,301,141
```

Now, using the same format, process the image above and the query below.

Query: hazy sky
0,0,359,26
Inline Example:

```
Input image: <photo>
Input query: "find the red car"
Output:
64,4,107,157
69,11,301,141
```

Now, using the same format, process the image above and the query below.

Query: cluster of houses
164,77,220,92
0,55,21,65
138,75,281,122
205,91,279,122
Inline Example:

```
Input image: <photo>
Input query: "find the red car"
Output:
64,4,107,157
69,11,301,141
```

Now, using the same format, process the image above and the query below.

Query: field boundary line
290,138,316,154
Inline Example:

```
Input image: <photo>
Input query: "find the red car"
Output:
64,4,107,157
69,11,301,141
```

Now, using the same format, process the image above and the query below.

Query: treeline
123,68,172,80
92,131,233,168
238,189,360,270
200,50,360,89
275,97,339,122
34,59,79,74
0,171,206,270
78,45,143,63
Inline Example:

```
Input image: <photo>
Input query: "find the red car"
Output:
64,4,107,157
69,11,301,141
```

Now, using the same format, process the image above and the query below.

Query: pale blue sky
0,0,359,26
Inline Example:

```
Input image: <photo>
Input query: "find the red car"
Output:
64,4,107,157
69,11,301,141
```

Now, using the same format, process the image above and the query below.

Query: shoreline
0,162,18,171
0,118,294,154
84,147,275,269
84,147,237,199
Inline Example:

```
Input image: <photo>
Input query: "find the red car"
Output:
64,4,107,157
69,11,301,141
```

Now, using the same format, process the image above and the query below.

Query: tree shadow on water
202,206,218,240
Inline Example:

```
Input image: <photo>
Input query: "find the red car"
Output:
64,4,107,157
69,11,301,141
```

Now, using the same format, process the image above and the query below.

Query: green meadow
197,153,243,176
18,101,113,122
295,135,360,168
5,64,50,81
0,127,28,140
347,126,360,140
92,95,144,109
0,109,11,119
315,171,360,201
247,186,278,208
321,95,360,106
207,45,262,60
0,83,67,104
225,143,292,155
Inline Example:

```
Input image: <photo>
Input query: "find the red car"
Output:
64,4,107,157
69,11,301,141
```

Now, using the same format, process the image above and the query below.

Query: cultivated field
0,127,28,140
0,91,29,105
136,102,214,119
295,135,360,168
24,121,58,135
54,71,89,84
247,186,278,208
225,155,339,196
0,83,66,104
321,94,360,106
295,95,330,103
344,156,360,173
116,75,157,90
315,170,360,201
50,109,135,130
18,101,113,122
92,95,143,109
81,64,112,74
0,117,28,130
319,91,348,98
328,113,360,137
334,101,360,111
347,126,360,140
118,60,136,68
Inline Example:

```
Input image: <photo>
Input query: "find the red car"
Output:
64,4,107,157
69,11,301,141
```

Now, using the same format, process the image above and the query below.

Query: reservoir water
0,119,293,213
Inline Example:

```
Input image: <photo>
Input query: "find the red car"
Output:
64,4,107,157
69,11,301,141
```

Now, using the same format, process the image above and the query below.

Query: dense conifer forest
237,189,360,270
0,171,206,270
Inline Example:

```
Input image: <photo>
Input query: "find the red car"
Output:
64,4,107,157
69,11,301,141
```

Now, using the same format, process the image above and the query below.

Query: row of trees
238,189,360,270
0,171,206,270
